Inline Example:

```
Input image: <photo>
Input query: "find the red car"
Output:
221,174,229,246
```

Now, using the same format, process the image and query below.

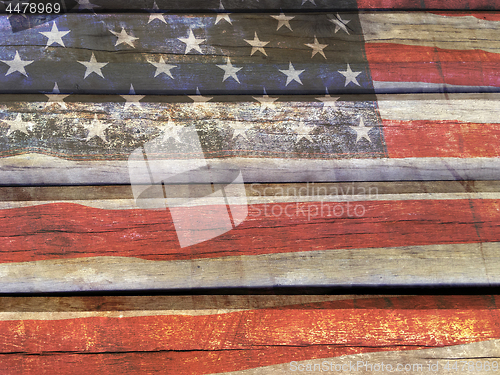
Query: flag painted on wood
0,11,499,166
1,295,500,374
0,9,499,291
0,188,500,291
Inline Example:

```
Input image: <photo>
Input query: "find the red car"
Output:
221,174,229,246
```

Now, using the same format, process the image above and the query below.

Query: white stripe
376,93,500,123
0,241,498,292
360,12,500,53
1,153,500,183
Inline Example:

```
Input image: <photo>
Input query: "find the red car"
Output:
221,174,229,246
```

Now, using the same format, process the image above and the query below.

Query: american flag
0,2,498,285
1,3,500,374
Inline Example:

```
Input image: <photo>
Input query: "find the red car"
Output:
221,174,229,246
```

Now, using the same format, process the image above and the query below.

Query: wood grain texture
4,154,500,184
1,180,499,202
0,295,498,374
0,182,500,291
1,8,499,372
0,11,373,95
2,198,500,262
1,241,500,292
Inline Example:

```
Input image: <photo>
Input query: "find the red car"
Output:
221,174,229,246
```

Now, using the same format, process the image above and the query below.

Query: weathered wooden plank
1,242,499,292
1,94,500,184
0,11,374,95
1,343,499,375
3,154,500,184
0,179,500,290
1,180,500,207
0,295,498,374
4,199,500,263
2,12,500,94
0,295,399,312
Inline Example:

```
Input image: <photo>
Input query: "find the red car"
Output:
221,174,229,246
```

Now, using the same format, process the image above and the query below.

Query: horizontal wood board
0,181,499,291
1,94,500,184
0,295,499,374
2,12,500,94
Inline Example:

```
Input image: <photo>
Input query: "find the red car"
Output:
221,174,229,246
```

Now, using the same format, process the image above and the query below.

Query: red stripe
365,43,500,87
0,297,498,374
0,347,420,375
383,120,500,158
0,199,499,263
357,0,500,9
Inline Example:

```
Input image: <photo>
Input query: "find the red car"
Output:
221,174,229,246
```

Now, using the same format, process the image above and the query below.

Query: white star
178,29,205,54
84,114,110,142
148,1,166,24
216,57,242,83
349,118,372,143
39,22,70,48
227,119,249,141
76,0,99,10
293,121,315,143
279,62,305,86
271,12,294,31
1,113,35,136
301,0,316,4
159,117,183,144
45,82,70,109
121,84,145,109
149,56,177,78
215,1,232,25
316,88,339,111
78,52,108,79
338,64,361,87
253,88,278,113
188,87,213,107
0,51,33,77
329,13,351,34
109,28,139,48
305,36,327,59
244,32,269,56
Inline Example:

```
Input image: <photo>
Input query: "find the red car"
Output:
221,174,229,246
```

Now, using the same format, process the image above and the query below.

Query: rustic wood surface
0,295,499,374
1,6,500,375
